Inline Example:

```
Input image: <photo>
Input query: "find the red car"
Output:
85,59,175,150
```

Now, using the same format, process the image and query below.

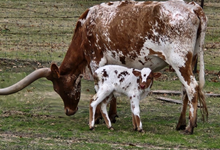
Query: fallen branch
152,90,220,97
156,97,182,104
156,97,202,107
152,90,181,95
205,93,220,97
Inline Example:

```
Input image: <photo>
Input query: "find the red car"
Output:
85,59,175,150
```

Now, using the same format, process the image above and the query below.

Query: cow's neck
59,40,87,77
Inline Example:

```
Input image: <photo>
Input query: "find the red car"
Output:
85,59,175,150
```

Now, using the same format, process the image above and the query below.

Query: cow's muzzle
65,107,78,116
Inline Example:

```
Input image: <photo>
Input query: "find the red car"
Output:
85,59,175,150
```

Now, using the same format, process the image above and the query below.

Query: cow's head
132,68,161,89
0,63,83,116
47,64,83,116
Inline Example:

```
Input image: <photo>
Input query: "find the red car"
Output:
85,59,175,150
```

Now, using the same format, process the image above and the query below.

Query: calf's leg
94,96,118,124
89,89,112,130
100,95,114,129
130,97,142,132
132,114,137,131
94,104,102,124
108,96,118,123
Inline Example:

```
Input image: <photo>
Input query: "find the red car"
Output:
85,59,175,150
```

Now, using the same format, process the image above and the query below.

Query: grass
0,0,220,149
0,69,220,149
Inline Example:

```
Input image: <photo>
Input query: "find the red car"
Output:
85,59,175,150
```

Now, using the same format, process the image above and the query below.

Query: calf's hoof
138,129,142,132
138,129,145,133
137,128,144,133
89,127,95,131
109,127,114,131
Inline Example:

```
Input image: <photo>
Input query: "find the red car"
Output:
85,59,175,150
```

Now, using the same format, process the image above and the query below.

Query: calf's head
47,64,83,116
132,68,161,89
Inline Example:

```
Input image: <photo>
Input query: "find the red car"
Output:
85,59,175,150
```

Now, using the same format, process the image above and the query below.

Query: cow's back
83,1,200,49
76,1,206,77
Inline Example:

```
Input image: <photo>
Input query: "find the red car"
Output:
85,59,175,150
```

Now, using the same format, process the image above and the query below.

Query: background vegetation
0,0,220,149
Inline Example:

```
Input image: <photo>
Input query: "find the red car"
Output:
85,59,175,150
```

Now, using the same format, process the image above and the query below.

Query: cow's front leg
108,96,118,123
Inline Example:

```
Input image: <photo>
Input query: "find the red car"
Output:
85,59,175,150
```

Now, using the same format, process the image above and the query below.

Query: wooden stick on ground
156,97,202,107
152,90,220,97
156,97,182,104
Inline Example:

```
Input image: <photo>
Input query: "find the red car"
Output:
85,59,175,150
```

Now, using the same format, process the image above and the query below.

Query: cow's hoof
176,125,186,131
183,127,194,135
182,130,193,135
109,114,119,123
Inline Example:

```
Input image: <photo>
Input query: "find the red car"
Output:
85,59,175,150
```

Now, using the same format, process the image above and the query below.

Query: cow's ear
132,69,141,77
50,63,60,79
153,72,161,79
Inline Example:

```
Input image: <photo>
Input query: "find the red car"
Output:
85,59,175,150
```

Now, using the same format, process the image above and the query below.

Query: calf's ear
132,69,141,77
153,72,161,79
50,63,60,79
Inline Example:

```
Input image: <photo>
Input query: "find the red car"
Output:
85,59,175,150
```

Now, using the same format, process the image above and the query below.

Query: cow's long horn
0,68,51,95
75,74,83,87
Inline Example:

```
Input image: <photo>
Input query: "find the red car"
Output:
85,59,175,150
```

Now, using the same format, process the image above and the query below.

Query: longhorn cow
0,0,208,134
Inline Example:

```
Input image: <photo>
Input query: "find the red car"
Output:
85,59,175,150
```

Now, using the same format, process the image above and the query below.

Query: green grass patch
0,69,220,149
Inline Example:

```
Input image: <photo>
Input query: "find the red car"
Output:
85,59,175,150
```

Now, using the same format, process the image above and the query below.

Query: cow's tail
194,5,208,121
198,15,207,90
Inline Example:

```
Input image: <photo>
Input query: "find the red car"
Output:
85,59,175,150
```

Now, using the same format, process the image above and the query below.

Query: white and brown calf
89,65,161,131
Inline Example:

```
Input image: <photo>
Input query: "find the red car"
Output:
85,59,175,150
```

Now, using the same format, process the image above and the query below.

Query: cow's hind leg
173,66,199,134
185,87,199,134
